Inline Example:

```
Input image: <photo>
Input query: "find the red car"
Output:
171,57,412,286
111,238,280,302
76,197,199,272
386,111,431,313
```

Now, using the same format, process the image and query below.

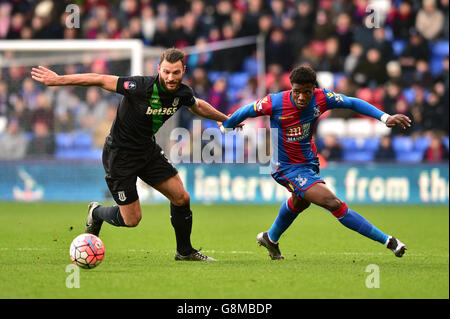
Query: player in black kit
31,48,238,261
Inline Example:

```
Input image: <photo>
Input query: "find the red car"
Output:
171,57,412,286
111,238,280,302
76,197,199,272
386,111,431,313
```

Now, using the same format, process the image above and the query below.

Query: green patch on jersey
150,83,163,135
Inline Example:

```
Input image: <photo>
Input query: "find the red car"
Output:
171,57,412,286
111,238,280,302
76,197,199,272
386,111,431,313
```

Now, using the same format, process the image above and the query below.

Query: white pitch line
0,248,447,258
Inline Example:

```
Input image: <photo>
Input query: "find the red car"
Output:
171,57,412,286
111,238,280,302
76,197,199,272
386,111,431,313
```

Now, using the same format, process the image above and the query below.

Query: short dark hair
159,48,185,67
289,65,317,86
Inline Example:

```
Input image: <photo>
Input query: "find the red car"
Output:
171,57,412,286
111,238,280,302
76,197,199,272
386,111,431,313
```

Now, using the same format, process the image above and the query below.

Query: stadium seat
346,118,373,138
228,72,249,91
316,118,347,137
363,137,380,151
373,121,391,137
208,71,228,83
392,40,406,57
243,56,258,76
414,136,430,152
317,71,334,89
56,133,74,149
392,136,413,152
430,40,449,58
430,56,444,77
442,136,449,150
395,150,423,163
342,150,374,162
0,116,6,133
339,137,358,150
402,88,415,104
73,132,93,149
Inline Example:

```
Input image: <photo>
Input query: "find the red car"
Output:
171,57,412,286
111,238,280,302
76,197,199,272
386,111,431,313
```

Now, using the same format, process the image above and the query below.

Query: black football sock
170,203,194,256
93,205,126,227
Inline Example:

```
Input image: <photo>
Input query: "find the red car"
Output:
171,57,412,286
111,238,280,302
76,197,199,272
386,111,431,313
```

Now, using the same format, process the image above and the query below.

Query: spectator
416,0,445,41
78,87,108,132
27,120,55,158
265,28,292,71
388,0,415,39
30,93,54,132
422,91,448,133
320,135,342,161
390,97,415,136
344,43,364,75
372,28,395,63
208,77,229,115
335,12,354,58
399,29,431,84
383,81,403,115
422,133,449,162
0,118,27,160
9,96,31,132
318,37,342,73
375,136,396,162
352,48,389,87
93,104,116,148
412,59,434,89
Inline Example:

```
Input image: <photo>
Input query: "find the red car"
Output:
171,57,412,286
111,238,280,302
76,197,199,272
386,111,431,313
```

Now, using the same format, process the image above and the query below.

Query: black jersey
107,75,196,151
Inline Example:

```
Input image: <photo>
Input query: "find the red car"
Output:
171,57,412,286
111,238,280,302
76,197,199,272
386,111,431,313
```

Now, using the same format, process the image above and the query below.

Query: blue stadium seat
414,136,430,152
363,138,380,151
402,88,415,104
208,71,228,83
339,137,358,150
442,136,449,151
55,133,73,149
395,150,423,163
430,56,444,76
228,72,249,91
243,56,258,77
392,136,413,152
431,40,449,58
392,40,406,57
73,132,92,149
342,150,374,162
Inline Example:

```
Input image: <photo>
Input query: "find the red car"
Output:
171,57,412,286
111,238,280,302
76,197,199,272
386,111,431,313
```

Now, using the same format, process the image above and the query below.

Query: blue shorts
271,163,325,199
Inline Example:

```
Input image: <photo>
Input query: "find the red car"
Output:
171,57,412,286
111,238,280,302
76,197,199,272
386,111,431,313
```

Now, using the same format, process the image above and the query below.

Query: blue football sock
336,206,389,244
268,199,301,242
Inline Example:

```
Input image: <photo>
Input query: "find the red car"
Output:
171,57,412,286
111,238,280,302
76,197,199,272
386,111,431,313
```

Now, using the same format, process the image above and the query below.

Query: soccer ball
69,233,105,269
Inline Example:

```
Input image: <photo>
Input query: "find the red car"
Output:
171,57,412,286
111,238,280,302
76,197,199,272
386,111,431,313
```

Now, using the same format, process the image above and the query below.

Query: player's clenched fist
31,66,60,86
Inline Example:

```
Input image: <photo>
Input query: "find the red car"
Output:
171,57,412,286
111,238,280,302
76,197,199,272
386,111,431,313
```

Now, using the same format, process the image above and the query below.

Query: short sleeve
254,94,272,116
116,76,151,98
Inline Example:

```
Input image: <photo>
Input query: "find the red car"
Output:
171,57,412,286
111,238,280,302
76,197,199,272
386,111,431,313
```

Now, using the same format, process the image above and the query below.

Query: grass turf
0,202,448,299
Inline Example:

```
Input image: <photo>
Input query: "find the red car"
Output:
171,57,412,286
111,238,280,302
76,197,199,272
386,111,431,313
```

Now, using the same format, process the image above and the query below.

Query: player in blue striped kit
221,65,411,260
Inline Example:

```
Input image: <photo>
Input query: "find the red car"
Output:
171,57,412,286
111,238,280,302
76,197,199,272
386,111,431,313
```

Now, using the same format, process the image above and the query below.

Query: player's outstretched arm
327,92,412,130
31,66,118,92
190,98,244,130
220,103,259,133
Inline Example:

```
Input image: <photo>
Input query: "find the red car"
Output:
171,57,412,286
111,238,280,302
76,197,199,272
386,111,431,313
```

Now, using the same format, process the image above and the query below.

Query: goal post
0,39,144,75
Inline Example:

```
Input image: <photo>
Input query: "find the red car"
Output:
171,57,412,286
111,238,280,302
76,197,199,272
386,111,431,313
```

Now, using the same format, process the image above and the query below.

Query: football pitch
0,202,448,299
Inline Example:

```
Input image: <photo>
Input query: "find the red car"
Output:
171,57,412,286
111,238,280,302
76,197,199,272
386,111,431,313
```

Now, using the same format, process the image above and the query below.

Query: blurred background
0,0,448,204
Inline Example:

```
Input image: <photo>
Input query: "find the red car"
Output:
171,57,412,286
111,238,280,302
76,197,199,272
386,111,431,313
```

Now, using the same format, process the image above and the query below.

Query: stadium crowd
0,0,448,163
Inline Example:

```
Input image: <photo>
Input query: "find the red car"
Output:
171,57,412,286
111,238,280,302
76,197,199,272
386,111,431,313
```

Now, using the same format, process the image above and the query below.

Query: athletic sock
93,205,126,227
332,203,389,244
268,198,302,243
170,203,194,256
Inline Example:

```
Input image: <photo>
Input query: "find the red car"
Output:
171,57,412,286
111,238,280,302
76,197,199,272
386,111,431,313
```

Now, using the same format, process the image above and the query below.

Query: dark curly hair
159,48,185,67
289,65,317,86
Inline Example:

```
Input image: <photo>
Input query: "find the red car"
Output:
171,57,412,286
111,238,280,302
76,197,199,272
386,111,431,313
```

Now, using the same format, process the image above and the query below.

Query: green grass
0,202,448,299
